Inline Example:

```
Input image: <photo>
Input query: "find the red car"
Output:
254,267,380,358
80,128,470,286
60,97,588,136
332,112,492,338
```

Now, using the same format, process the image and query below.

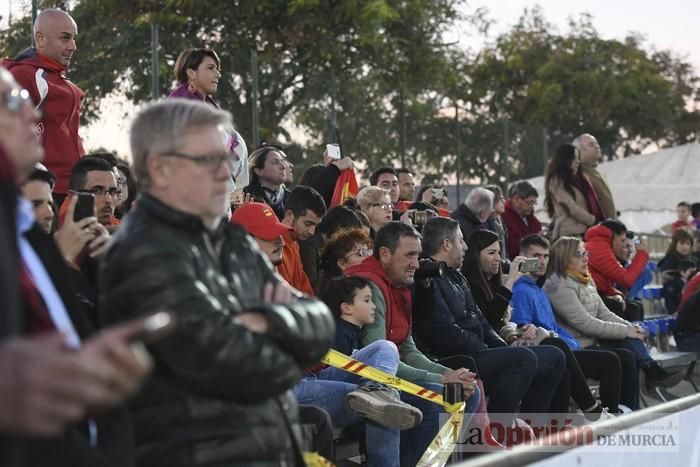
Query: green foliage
1,2,698,186
466,8,700,161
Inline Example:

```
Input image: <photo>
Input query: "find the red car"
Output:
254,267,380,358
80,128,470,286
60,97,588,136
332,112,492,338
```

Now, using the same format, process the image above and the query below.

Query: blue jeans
294,378,399,467
319,340,400,383
299,341,402,467
399,382,480,467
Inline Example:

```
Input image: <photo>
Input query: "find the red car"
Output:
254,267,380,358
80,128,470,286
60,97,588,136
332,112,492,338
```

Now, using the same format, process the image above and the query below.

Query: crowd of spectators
3,8,700,467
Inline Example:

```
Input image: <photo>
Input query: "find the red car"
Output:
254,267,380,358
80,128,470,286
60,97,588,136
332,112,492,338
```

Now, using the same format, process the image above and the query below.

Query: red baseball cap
231,202,292,240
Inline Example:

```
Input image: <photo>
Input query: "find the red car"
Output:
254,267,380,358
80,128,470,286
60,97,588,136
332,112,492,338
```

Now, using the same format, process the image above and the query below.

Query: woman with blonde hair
355,186,393,236
545,236,683,408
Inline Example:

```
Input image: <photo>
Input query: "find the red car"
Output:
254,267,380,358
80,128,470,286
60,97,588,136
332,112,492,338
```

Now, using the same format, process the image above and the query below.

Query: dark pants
588,345,639,409
572,349,623,413
521,345,567,414
298,405,334,461
540,337,598,413
471,347,536,415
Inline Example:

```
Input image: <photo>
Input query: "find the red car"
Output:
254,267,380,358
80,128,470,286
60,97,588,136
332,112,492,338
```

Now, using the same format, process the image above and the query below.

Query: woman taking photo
544,236,684,408
544,144,602,240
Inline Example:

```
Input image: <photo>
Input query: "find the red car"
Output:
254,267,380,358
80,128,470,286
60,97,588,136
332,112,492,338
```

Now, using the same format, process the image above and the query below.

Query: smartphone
326,143,341,160
129,311,175,345
519,258,540,273
73,192,95,222
431,188,446,200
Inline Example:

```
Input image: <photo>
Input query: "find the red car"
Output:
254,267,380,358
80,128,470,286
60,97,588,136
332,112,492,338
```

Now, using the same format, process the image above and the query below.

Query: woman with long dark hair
544,144,602,240
462,229,526,330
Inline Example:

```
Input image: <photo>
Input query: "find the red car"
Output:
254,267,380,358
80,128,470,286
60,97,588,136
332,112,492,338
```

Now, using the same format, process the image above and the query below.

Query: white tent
524,142,700,234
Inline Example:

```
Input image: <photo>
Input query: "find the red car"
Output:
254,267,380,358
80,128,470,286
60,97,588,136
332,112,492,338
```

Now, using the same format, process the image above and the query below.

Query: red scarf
576,172,604,222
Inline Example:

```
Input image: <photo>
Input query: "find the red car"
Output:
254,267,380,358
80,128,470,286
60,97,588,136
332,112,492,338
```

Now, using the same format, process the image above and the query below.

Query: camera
414,259,446,281
410,210,428,226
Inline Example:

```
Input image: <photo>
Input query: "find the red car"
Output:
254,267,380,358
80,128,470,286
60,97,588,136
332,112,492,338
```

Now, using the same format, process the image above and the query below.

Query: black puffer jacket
415,266,505,358
99,194,334,467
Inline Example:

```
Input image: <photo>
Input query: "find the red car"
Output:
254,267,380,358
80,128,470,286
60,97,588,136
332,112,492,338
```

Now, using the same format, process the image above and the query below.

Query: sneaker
346,383,423,430
643,362,684,389
617,404,632,414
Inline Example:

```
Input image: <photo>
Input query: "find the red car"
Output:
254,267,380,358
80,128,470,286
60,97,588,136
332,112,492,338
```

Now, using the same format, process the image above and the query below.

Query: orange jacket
277,230,315,296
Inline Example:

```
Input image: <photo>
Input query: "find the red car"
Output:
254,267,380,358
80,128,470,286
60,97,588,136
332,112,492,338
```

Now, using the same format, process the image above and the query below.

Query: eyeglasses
370,203,393,210
574,250,589,258
160,151,234,173
343,247,373,261
1,87,31,114
83,187,122,198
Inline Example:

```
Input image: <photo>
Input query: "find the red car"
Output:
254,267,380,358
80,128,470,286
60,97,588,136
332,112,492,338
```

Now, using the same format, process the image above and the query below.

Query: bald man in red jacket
3,9,85,202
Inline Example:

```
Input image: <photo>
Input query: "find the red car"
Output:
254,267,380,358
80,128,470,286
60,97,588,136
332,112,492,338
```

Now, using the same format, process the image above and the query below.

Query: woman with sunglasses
318,228,373,291
545,236,684,408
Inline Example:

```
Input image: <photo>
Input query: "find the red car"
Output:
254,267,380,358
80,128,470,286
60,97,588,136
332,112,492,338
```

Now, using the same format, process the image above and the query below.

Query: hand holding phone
326,143,341,160
519,258,539,273
73,192,95,222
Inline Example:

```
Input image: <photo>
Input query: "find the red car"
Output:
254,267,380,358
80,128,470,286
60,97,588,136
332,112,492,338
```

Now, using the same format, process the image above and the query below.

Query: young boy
321,276,378,356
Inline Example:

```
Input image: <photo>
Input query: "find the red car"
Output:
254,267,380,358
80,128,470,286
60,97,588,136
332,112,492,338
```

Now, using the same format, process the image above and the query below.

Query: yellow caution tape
321,348,467,466
322,349,463,412
416,403,465,467
303,451,334,466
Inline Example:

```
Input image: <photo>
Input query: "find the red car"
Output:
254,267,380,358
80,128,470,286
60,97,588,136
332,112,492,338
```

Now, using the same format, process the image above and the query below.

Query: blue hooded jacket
511,276,580,350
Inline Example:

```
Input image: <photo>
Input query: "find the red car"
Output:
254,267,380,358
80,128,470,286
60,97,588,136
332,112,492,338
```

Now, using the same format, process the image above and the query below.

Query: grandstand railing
455,392,700,467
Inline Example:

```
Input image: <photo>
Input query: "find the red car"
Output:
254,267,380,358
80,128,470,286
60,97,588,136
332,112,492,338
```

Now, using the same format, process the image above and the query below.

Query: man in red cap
231,202,292,266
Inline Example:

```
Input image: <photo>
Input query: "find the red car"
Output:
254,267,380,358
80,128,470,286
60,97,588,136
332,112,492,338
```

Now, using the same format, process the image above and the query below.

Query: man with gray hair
3,9,84,205
573,133,616,219
450,186,494,243
99,99,334,466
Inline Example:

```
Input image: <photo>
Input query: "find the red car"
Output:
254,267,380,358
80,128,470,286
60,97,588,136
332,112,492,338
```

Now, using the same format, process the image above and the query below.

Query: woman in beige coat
544,144,596,240
544,237,683,408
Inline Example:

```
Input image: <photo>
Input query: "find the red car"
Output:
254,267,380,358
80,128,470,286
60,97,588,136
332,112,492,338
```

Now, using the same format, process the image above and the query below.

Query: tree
465,7,700,167
0,0,468,179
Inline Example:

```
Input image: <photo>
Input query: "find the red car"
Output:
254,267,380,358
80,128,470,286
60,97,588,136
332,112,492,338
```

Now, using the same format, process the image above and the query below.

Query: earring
187,82,196,93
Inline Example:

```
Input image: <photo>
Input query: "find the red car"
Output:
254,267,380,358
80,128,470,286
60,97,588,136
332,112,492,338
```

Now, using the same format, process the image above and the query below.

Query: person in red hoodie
585,220,649,321
3,9,84,205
